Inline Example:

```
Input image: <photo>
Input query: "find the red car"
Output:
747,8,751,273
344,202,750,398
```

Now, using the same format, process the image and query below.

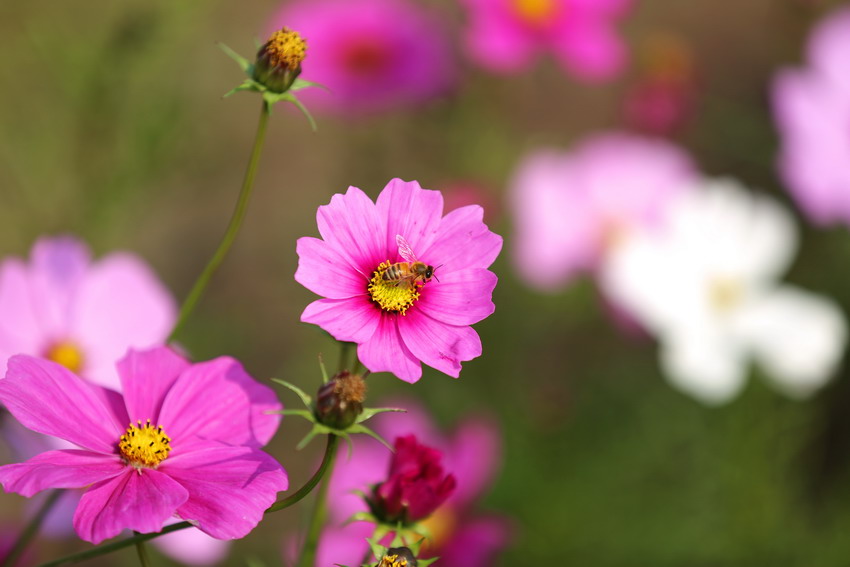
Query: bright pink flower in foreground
509,132,697,291
295,179,502,382
368,435,456,524
309,401,510,567
0,236,175,389
772,6,850,226
0,347,287,544
269,0,456,114
461,0,633,81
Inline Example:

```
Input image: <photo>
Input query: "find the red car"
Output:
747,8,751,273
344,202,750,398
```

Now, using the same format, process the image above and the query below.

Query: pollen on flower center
709,277,742,313
265,28,307,70
368,261,421,315
45,341,85,374
512,0,560,26
378,555,409,567
119,420,171,469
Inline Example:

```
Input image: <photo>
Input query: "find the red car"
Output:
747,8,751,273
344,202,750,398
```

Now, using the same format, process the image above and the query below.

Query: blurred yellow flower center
368,261,421,315
119,420,171,469
420,505,458,554
709,277,742,313
45,341,84,373
265,28,307,70
378,555,408,567
512,0,559,26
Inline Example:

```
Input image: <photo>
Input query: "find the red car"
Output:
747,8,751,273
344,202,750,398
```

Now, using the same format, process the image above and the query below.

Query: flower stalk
168,99,271,343
296,434,340,567
1,489,63,567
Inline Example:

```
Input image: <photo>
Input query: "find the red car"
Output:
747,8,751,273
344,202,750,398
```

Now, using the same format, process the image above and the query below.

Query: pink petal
74,469,189,544
315,522,372,567
158,357,282,448
161,444,288,540
118,347,191,426
301,297,380,344
444,418,502,507
0,450,125,497
71,253,176,390
0,355,123,453
316,187,386,271
397,311,482,378
421,205,503,273
416,268,497,326
551,17,627,81
28,236,91,338
376,179,444,258
461,0,539,73
357,313,422,382
295,237,368,299
438,514,513,567
0,260,43,361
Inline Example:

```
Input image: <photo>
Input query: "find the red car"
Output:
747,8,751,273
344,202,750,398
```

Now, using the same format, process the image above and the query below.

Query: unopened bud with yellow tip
315,370,367,429
253,28,307,94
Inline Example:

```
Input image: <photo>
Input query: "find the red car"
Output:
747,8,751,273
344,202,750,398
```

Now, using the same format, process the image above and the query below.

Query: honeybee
382,235,439,287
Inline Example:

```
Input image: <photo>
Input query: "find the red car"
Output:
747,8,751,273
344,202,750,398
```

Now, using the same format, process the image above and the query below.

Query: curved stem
133,535,151,567
36,435,340,567
167,100,271,343
2,490,62,567
296,435,340,567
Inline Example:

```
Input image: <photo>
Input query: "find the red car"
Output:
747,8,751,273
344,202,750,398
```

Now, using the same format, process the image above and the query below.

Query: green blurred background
3,0,850,565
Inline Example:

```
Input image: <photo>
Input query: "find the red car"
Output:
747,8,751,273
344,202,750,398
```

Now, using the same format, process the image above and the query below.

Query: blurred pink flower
0,236,175,390
772,6,850,226
295,179,502,382
460,0,633,81
509,132,697,291
269,0,456,114
0,347,287,544
312,401,511,567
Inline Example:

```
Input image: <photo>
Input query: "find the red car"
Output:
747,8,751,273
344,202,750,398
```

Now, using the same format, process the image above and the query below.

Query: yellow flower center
709,277,742,313
512,0,560,27
368,261,421,315
420,505,458,554
264,28,307,70
119,420,171,469
378,555,408,567
45,341,84,374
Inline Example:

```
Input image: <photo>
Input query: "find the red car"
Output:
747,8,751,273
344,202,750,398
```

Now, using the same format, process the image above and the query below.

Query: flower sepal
271,368,404,452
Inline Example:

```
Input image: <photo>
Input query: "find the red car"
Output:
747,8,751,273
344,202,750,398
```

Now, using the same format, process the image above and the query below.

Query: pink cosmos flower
772,6,850,226
268,0,456,114
310,401,510,567
509,132,697,291
0,236,176,390
460,0,633,81
0,347,287,544
295,179,502,382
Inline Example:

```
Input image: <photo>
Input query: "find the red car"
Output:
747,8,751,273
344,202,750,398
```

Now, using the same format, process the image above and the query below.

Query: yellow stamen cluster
709,277,742,313
368,261,421,315
45,341,85,374
378,555,409,567
119,420,171,469
264,28,307,70
512,0,559,26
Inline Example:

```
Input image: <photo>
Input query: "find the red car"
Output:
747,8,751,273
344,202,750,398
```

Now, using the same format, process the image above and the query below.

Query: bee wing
396,234,418,263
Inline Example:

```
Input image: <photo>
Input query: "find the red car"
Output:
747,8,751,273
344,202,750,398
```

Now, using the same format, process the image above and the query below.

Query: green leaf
290,78,330,92
347,424,394,451
271,378,313,408
280,92,317,131
217,42,252,73
356,407,406,424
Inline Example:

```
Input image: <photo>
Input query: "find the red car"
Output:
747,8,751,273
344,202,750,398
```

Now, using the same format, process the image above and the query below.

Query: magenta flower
0,347,287,544
772,6,850,226
460,0,633,81
295,179,502,382
308,401,511,567
368,435,457,524
268,0,456,114
0,236,176,390
509,132,697,291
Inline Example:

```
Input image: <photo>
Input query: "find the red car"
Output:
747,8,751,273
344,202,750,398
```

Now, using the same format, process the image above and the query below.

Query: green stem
2,490,63,567
133,535,151,567
167,100,271,343
36,435,340,567
296,435,340,567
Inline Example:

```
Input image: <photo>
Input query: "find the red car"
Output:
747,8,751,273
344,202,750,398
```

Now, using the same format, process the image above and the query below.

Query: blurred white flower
601,178,847,404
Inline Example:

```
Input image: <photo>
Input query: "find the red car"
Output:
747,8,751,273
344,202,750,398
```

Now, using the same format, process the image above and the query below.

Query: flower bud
368,435,456,524
253,28,307,93
315,371,366,429
375,547,418,567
